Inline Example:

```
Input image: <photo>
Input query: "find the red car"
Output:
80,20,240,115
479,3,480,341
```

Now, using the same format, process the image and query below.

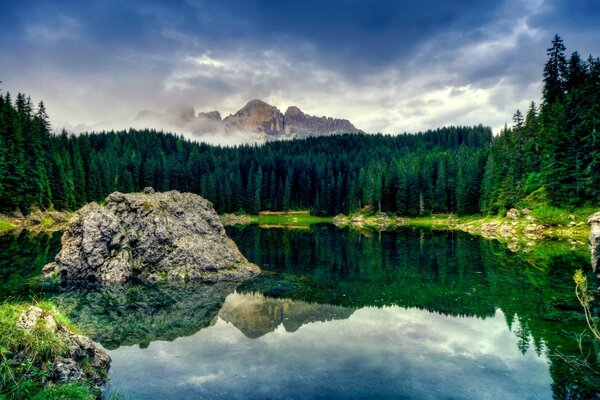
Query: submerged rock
589,212,600,272
43,189,259,286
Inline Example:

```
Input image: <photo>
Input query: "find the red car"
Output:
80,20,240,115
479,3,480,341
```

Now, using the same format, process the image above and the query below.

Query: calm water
1,225,598,398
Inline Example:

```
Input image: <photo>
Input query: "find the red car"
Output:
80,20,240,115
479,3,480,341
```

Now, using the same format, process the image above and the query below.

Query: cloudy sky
1,0,599,143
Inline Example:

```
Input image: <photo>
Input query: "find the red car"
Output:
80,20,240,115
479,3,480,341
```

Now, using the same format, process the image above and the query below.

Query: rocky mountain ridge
137,99,362,141
222,99,362,138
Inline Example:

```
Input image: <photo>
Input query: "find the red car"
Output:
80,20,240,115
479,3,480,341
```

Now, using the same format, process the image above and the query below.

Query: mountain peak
285,106,303,117
171,99,364,141
218,100,362,138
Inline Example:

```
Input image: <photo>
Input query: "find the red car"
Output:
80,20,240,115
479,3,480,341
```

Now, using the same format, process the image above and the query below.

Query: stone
508,242,520,252
14,307,111,390
220,214,254,226
43,190,259,286
568,214,576,220
143,186,155,194
15,306,43,331
51,357,85,383
589,212,600,272
506,208,520,219
522,208,531,215
44,315,58,332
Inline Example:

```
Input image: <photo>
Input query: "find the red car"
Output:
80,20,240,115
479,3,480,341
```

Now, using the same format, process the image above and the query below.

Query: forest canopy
0,35,598,216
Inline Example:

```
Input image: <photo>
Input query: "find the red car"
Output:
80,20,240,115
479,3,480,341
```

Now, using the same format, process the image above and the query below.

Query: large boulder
43,189,259,285
589,212,600,272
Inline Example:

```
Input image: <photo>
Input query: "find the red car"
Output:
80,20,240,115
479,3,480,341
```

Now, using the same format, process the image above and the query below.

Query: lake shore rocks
220,213,254,226
14,306,110,390
43,189,259,286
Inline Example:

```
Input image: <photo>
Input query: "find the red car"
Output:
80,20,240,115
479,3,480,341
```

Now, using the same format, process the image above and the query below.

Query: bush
530,205,568,226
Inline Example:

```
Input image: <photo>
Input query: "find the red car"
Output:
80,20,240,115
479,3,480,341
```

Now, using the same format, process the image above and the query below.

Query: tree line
0,35,597,216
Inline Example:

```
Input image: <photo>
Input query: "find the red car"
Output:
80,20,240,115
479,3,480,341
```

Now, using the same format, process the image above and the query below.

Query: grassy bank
332,206,596,248
222,211,331,228
0,211,72,235
0,219,15,233
0,300,96,400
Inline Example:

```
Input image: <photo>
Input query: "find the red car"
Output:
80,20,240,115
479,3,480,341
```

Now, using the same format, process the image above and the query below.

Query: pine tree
543,34,568,105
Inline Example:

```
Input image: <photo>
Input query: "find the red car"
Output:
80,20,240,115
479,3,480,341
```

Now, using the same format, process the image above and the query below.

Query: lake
1,225,598,398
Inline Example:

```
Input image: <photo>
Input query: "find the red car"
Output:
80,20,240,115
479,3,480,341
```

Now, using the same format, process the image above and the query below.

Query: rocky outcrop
136,99,362,141
221,99,361,139
589,212,600,272
223,99,285,136
198,110,222,121
284,105,361,137
14,306,110,389
220,213,254,226
43,189,259,286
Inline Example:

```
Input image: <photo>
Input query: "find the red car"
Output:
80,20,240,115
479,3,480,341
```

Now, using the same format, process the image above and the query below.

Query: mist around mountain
135,99,361,144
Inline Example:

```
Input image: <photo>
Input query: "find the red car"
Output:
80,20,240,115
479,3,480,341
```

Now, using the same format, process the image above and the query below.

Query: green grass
227,212,332,227
0,300,91,399
39,215,57,229
0,219,15,233
256,213,331,227
31,383,94,400
530,205,571,226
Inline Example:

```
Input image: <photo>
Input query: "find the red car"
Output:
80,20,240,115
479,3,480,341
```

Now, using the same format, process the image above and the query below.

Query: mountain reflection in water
107,292,551,400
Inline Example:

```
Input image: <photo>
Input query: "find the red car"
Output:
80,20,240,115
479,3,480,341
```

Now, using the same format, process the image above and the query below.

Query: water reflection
108,294,552,400
0,230,61,297
218,292,355,338
54,282,240,349
2,225,596,398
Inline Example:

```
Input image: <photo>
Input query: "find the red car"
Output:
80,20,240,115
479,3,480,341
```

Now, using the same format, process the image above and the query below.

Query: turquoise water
1,225,598,398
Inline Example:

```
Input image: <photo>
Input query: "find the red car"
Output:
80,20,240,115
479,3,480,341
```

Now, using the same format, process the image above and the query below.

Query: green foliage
31,384,94,400
573,269,600,342
530,205,569,226
0,219,14,232
0,298,92,399
0,301,67,399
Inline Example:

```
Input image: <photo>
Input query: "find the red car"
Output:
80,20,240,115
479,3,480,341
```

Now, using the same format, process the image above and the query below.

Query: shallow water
2,225,598,398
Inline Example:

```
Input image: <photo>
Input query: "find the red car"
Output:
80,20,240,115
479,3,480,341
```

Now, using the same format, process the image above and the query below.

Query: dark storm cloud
1,0,505,71
0,0,599,140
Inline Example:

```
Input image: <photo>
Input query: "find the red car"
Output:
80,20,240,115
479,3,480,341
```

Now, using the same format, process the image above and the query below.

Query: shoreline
222,209,594,252
2,208,594,252
0,211,73,234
